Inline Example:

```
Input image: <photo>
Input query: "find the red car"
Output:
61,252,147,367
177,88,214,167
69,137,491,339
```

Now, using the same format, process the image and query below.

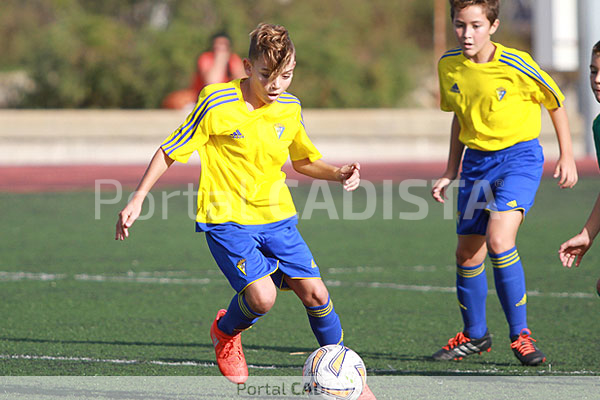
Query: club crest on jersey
237,259,247,275
496,87,507,101
230,129,245,139
274,123,285,139
450,83,460,93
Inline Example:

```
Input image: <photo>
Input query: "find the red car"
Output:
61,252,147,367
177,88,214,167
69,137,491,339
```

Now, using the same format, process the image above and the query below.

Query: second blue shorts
457,139,544,236
203,216,321,293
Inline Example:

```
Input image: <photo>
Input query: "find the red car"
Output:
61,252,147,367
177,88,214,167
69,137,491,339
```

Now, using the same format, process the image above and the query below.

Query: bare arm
115,148,175,240
558,193,600,267
431,114,464,203
584,194,600,240
548,107,578,188
291,158,361,191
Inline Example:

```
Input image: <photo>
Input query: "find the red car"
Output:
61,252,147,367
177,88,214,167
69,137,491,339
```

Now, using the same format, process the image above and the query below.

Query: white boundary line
74,273,212,285
0,270,596,299
0,354,276,370
0,271,67,281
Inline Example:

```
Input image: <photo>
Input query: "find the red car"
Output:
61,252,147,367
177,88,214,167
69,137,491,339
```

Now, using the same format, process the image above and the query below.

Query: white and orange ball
302,345,366,400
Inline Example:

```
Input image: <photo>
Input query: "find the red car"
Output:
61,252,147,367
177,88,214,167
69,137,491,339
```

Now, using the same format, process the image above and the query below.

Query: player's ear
243,58,253,77
489,19,499,35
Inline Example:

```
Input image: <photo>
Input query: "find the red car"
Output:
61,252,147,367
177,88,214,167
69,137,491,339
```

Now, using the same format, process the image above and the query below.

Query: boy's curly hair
248,23,295,80
449,0,500,25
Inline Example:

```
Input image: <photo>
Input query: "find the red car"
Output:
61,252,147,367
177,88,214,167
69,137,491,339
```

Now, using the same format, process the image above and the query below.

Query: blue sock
217,292,264,335
489,247,527,338
456,262,488,339
305,296,344,346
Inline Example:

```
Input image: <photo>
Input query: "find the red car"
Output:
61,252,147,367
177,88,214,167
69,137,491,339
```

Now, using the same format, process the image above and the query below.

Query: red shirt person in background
162,32,245,109
191,32,246,95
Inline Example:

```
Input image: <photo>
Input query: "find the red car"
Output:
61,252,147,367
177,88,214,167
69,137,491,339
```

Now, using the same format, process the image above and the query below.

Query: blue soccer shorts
456,139,544,236
202,216,321,293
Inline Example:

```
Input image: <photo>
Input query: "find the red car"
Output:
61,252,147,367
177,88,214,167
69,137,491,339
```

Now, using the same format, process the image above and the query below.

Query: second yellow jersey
161,80,321,226
438,42,565,151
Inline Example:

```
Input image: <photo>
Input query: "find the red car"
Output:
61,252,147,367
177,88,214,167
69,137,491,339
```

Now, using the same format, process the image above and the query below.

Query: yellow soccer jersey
161,79,321,225
438,42,565,151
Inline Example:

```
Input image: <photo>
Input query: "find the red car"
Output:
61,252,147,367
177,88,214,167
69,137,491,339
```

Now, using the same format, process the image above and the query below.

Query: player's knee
455,248,487,266
486,236,514,255
300,283,329,307
456,247,477,266
455,236,487,266
245,284,277,314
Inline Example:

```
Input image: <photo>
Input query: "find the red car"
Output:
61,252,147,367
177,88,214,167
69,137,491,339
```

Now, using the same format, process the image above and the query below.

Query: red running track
0,159,597,193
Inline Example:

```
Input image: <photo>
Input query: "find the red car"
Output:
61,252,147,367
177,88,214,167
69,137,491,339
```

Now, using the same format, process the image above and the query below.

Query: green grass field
0,178,598,376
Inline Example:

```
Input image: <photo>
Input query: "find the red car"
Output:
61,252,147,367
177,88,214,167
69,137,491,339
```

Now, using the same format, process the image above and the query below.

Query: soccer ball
302,345,366,400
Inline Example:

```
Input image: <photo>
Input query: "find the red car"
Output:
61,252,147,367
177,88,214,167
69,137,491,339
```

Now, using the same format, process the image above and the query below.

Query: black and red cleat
432,331,492,361
510,328,546,366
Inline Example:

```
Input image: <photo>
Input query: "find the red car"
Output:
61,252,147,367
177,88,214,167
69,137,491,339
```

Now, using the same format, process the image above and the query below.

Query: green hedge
0,0,528,109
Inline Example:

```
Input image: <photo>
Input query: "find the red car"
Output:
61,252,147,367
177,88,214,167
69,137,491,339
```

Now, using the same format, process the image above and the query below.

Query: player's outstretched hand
553,156,578,189
115,200,142,241
339,162,360,192
558,230,592,268
431,177,452,203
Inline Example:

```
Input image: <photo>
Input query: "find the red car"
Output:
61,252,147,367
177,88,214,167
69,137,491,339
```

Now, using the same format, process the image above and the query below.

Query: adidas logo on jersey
230,130,245,139
506,200,517,208
450,83,460,93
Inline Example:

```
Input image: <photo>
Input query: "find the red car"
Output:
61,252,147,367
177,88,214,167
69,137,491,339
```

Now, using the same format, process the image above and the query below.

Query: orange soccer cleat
209,309,248,383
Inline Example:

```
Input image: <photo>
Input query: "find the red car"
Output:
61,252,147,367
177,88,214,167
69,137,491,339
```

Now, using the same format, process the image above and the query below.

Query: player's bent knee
245,281,277,314
245,291,276,314
299,281,330,307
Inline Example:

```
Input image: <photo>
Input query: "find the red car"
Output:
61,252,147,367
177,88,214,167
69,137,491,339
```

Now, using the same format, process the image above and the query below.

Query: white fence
0,109,584,165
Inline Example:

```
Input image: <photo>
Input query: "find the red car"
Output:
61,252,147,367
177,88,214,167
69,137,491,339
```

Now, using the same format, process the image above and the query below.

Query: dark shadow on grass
0,336,313,354
0,337,306,371
354,351,431,362
1,337,536,374
366,355,532,376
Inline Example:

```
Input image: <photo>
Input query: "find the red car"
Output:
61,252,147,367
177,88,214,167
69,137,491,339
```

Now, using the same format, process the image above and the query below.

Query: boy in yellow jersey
116,23,376,399
559,40,600,268
431,0,578,366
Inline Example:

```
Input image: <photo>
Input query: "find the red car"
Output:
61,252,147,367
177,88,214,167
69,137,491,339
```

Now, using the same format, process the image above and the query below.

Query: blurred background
0,0,540,109
0,0,598,165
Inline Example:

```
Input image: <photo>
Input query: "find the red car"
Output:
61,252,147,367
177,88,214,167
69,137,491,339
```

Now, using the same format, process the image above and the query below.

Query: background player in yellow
431,0,578,366
559,40,600,268
115,23,376,399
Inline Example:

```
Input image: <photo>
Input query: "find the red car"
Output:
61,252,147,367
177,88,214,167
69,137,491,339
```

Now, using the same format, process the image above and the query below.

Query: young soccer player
558,40,600,268
115,23,375,399
431,0,578,366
